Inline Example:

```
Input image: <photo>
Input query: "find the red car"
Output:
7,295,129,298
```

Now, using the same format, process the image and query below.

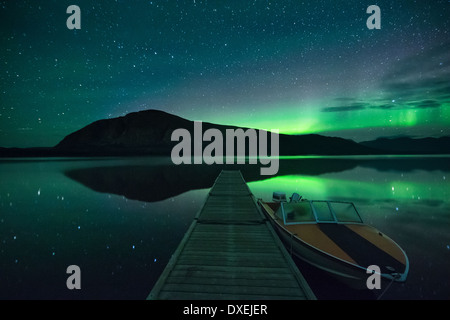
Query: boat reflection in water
258,192,409,290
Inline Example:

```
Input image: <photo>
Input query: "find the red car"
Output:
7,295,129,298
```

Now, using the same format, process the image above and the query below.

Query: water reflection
64,156,450,203
0,158,207,299
1,156,449,299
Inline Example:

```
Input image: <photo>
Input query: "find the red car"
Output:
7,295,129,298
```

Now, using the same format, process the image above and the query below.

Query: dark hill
54,109,190,155
53,109,376,156
360,136,450,154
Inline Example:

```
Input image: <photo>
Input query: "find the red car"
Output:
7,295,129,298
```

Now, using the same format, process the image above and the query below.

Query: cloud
410,99,441,109
380,41,450,103
369,104,396,110
321,103,367,113
369,99,441,110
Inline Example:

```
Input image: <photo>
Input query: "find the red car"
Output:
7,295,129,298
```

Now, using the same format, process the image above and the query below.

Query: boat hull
272,221,376,289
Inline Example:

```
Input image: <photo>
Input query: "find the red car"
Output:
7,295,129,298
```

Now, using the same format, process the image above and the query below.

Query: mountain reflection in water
64,156,450,203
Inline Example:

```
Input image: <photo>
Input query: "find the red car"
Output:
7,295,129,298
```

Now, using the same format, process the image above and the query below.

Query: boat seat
290,193,302,203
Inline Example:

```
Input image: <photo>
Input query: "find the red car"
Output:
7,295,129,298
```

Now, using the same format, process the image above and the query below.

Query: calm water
0,156,449,300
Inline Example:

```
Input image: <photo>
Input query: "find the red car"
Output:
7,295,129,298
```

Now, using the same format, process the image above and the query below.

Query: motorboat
258,192,409,289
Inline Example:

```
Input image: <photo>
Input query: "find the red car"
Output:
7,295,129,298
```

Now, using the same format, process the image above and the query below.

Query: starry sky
1,0,449,148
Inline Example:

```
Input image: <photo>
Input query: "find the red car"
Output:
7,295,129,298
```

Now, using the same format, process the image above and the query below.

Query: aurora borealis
1,0,449,148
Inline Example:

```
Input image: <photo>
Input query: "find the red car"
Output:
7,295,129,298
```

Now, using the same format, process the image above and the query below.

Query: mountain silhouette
53,109,376,156
360,136,450,154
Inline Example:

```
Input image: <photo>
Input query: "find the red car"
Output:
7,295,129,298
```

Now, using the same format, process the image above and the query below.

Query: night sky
1,0,449,148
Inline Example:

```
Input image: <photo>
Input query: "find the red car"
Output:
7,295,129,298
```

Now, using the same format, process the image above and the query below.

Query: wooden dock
147,170,316,300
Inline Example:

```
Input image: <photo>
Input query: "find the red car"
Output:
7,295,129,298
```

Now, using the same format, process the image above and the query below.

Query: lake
1,156,449,300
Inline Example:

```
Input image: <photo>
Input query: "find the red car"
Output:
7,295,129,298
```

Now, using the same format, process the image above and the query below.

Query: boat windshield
278,201,363,225
328,201,363,223
278,202,315,223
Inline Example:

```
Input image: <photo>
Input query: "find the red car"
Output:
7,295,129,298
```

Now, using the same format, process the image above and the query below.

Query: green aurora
1,1,449,147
